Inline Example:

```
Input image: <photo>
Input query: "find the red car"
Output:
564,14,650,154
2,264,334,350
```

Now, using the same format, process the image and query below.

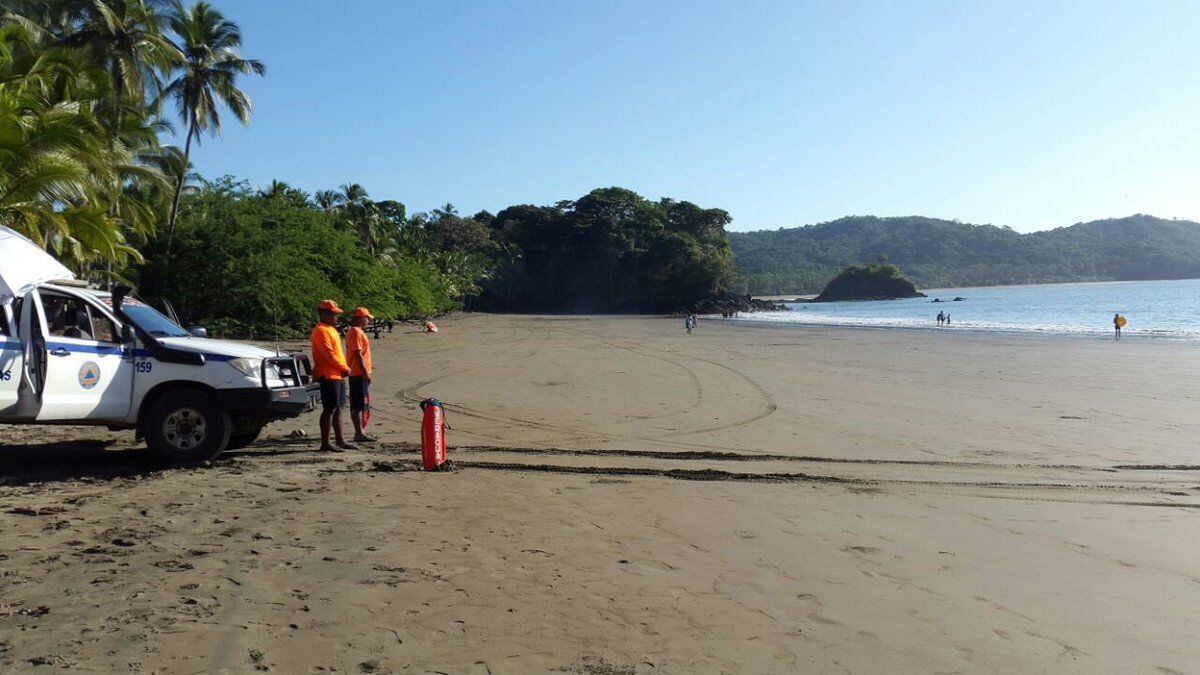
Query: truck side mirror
121,324,136,343
187,326,208,338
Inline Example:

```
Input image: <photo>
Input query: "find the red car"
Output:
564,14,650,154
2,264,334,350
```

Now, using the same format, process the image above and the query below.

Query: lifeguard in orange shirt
311,300,355,452
346,306,376,443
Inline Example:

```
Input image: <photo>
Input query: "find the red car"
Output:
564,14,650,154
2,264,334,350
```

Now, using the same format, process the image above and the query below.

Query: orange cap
317,300,344,314
352,307,373,319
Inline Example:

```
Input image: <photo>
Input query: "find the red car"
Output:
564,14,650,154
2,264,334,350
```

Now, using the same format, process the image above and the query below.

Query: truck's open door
0,300,22,414
1,225,75,418
12,290,45,419
26,288,135,422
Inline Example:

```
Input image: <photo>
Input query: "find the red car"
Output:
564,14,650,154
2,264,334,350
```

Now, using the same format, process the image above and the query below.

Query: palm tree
339,182,369,206
0,19,158,269
0,86,141,267
160,0,262,251
126,143,194,231
313,189,341,212
258,179,289,199
257,179,309,206
334,183,383,254
56,0,177,111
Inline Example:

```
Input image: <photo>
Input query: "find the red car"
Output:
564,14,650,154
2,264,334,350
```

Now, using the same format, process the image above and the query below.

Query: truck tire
144,389,233,463
225,426,264,451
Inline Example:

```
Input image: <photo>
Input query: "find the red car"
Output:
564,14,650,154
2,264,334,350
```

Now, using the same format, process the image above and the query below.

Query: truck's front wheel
144,389,232,463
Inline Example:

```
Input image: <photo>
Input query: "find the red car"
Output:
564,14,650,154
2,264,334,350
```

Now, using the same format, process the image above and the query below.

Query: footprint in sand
843,545,881,555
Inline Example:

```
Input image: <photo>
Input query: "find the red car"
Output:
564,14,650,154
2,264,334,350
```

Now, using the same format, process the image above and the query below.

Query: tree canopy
135,178,456,337
475,187,734,313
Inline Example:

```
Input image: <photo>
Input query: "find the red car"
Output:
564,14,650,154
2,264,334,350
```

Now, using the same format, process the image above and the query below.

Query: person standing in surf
1114,313,1124,340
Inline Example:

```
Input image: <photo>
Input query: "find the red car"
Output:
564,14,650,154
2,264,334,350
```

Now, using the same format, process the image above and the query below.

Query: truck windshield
121,301,190,338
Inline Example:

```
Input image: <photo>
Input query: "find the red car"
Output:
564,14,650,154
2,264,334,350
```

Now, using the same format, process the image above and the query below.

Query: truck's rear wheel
144,389,232,463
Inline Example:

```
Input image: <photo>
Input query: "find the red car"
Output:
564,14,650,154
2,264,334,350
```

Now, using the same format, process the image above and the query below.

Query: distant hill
729,214,1200,294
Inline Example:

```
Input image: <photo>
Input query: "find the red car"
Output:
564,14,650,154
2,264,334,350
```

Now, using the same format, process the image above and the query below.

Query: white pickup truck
0,226,316,462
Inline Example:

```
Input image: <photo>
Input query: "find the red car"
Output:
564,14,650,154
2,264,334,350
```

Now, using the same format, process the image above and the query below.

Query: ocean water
728,279,1200,340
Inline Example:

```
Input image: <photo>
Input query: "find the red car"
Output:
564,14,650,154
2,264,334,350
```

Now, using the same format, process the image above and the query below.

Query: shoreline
717,313,1200,342
741,277,1200,341
754,275,1200,298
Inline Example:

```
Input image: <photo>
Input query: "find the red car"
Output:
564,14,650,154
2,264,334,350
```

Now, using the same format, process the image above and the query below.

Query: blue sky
186,0,1200,233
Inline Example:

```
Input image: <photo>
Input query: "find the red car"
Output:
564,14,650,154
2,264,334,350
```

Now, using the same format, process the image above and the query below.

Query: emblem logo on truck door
78,361,101,389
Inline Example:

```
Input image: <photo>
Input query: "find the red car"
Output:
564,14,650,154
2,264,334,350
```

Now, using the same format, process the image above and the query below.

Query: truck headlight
229,358,263,378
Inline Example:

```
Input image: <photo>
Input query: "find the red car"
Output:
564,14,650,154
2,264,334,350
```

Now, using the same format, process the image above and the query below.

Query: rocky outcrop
690,294,787,315
812,264,925,302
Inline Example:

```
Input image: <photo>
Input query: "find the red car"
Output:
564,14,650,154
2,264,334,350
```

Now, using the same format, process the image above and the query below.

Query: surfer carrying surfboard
1114,313,1126,341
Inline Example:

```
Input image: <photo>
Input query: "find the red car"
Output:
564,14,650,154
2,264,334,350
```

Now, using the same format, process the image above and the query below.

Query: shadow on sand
0,440,164,487
0,436,419,488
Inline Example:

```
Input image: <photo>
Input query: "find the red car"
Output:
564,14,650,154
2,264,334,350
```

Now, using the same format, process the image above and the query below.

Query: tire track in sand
563,327,777,434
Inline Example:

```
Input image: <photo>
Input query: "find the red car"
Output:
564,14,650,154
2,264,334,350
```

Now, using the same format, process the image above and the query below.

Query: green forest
730,214,1200,294
0,1,732,335
474,188,733,313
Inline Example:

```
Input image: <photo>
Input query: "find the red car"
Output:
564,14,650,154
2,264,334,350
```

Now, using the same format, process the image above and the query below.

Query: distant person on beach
937,311,944,326
311,300,355,452
945,313,951,326
346,307,376,443
1114,313,1124,340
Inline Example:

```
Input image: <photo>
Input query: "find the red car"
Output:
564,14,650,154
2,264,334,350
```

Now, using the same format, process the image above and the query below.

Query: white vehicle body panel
0,226,74,303
28,289,134,421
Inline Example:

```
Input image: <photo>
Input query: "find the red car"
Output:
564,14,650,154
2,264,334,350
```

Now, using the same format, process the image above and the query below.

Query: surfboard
1116,316,1127,328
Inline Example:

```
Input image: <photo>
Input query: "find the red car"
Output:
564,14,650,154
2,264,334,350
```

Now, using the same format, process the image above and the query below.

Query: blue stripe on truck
2,339,239,363
40,341,237,362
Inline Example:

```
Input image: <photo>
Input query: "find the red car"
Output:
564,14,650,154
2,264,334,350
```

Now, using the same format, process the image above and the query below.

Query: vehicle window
119,300,190,338
41,293,95,341
0,304,9,337
87,306,118,343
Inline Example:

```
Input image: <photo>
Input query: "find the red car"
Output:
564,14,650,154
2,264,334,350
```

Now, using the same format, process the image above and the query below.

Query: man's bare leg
352,410,376,442
332,407,357,450
319,408,337,452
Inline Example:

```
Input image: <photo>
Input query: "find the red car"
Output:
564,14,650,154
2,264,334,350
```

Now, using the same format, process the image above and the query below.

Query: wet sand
2,314,1199,673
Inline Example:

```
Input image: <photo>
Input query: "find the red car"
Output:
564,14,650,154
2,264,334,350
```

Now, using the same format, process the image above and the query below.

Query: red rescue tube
420,398,448,471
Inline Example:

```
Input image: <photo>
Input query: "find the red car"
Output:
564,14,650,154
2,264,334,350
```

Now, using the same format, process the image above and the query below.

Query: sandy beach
3,314,1200,673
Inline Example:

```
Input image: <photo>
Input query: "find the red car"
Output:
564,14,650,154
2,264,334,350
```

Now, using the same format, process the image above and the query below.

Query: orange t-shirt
310,323,349,381
346,326,372,377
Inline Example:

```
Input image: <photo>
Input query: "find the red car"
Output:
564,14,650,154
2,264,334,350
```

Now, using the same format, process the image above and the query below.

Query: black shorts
319,378,346,411
349,376,368,413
